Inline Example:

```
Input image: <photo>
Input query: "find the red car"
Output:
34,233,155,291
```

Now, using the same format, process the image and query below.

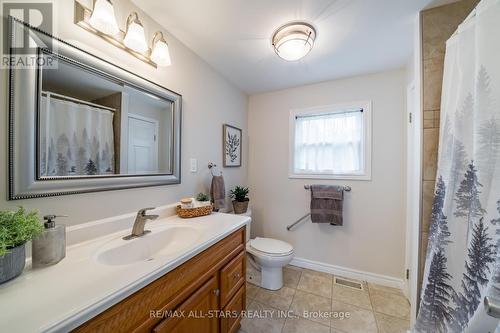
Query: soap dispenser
32,215,67,268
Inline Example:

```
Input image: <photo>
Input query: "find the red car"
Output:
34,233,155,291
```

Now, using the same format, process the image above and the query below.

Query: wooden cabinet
74,227,246,333
220,251,245,306
153,276,219,333
221,284,246,333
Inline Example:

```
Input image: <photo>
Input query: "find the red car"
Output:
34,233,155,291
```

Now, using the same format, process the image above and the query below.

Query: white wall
0,0,248,225
248,69,407,280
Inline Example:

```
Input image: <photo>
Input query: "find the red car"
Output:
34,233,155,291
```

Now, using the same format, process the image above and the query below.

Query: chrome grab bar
484,296,500,319
287,213,311,231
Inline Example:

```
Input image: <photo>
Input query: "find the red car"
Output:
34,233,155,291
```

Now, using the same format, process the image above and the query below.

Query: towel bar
287,184,351,231
304,184,351,191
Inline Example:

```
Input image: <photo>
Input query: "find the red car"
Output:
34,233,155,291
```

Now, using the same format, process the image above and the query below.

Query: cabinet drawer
153,276,219,333
221,285,246,333
220,251,245,306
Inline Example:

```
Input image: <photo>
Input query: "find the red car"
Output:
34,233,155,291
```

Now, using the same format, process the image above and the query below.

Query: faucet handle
138,207,156,216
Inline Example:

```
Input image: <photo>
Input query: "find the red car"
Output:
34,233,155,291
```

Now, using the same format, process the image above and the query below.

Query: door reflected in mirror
38,53,173,178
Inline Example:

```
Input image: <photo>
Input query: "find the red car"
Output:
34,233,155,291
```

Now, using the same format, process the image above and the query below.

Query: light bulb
88,0,119,36
151,32,172,66
124,13,148,53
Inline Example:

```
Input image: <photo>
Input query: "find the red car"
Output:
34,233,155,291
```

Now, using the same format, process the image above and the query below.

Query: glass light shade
272,22,316,62
151,39,172,67
275,32,313,61
88,0,120,36
124,21,148,53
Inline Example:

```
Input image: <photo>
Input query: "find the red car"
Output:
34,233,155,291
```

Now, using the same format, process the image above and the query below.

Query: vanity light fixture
151,32,172,67
74,1,173,68
88,0,120,36
272,22,316,61
123,12,148,53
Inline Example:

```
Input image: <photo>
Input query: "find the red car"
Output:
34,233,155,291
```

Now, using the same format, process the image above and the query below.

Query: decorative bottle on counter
32,215,67,268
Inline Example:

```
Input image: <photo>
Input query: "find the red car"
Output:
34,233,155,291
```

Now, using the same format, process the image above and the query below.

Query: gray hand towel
210,175,226,211
310,185,344,225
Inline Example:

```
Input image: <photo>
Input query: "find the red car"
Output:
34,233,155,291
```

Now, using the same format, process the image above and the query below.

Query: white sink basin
95,225,201,266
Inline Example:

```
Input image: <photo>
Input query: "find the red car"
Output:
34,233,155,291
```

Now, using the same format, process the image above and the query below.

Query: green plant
230,186,249,202
196,193,210,202
0,207,43,257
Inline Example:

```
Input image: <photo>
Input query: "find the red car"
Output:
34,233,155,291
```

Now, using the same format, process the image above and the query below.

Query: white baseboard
290,257,405,291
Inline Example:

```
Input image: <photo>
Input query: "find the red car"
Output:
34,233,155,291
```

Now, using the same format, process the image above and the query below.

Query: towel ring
208,162,222,176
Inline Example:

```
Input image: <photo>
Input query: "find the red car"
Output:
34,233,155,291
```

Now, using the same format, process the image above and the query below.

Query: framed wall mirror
8,18,182,200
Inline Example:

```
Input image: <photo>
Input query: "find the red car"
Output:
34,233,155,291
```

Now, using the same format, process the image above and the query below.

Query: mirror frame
8,17,182,200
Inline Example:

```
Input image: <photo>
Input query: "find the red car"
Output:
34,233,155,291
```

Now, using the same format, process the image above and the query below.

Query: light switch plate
190,158,197,173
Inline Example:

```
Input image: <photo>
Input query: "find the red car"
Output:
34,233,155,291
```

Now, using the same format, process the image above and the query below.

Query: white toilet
237,209,294,290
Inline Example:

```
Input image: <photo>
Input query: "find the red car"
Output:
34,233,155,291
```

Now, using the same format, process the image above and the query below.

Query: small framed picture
223,124,242,167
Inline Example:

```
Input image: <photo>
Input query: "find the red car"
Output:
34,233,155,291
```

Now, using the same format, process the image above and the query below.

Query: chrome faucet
123,208,159,240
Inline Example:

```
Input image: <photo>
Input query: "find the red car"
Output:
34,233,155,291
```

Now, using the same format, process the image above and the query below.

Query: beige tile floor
240,265,410,333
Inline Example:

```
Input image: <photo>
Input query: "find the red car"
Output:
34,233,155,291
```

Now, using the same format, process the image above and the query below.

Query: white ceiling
135,0,445,94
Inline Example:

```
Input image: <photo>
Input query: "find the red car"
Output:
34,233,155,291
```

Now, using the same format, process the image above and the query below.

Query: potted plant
230,186,249,214
0,207,43,284
196,193,211,207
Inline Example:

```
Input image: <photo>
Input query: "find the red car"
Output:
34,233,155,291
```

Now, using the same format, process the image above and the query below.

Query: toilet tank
235,209,252,242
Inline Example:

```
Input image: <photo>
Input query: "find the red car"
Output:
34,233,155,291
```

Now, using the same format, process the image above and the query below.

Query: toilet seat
248,237,293,257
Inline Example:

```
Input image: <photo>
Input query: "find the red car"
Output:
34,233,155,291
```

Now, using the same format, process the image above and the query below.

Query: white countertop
0,212,249,333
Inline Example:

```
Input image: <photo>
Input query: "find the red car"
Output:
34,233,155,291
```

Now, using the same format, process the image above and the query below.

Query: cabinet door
221,285,245,333
220,251,245,306
153,276,219,333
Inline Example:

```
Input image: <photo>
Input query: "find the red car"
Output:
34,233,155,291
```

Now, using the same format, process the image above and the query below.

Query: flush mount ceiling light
123,12,148,53
151,31,171,67
272,22,316,61
88,0,120,36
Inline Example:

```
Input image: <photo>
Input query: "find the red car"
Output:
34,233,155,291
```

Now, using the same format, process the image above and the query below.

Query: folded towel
210,175,226,211
310,185,344,225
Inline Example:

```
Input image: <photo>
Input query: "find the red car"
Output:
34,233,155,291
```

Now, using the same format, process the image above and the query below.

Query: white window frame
289,101,372,180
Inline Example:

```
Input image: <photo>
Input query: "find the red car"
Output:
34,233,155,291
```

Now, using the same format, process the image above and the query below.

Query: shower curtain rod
41,91,116,112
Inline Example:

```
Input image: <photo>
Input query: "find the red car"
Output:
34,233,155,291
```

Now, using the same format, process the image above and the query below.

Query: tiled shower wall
419,0,480,287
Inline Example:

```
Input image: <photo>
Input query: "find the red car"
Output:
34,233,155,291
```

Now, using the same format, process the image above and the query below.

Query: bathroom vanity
0,209,249,333
75,227,246,333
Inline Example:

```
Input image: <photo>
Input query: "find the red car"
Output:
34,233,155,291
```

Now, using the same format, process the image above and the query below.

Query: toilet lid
249,237,293,255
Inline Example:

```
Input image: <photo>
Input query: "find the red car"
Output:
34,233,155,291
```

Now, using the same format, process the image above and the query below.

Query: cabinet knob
213,288,220,296
233,273,241,280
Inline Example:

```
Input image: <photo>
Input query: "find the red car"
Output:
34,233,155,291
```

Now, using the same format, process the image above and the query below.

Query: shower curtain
39,95,115,177
415,0,500,332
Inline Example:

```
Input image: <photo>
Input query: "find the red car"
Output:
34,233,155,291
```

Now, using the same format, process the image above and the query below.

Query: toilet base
260,266,283,290
246,240,294,291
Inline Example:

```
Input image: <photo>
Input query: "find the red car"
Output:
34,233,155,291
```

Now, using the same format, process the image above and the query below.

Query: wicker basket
176,204,213,218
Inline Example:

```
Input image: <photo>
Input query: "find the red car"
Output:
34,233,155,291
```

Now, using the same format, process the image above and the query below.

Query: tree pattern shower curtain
415,0,500,332
39,95,115,177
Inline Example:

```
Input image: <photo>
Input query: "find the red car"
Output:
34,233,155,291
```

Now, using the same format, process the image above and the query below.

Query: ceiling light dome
272,22,316,61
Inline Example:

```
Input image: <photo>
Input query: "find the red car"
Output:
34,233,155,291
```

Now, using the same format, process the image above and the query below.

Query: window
289,101,372,180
